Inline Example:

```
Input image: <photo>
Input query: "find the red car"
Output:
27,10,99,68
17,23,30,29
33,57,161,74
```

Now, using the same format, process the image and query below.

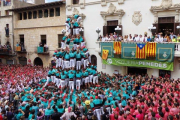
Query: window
5,10,9,16
20,35,24,44
38,10,42,18
159,70,171,78
50,9,54,17
91,55,97,66
58,34,63,48
44,9,48,17
55,8,60,16
5,24,9,37
19,13,22,20
23,12,27,20
33,11,37,19
73,0,79,4
41,35,46,47
6,60,13,65
28,11,32,19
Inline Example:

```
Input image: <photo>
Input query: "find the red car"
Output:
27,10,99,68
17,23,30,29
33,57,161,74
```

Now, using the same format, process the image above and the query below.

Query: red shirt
136,113,144,120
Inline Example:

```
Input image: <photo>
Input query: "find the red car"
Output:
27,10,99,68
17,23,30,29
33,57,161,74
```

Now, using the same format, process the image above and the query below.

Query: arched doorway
19,57,27,65
91,55,97,66
34,57,43,66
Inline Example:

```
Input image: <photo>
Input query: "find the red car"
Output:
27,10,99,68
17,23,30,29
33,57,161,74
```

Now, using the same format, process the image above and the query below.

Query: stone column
42,10,44,18
26,12,28,19
175,10,179,23
54,8,55,17
48,9,50,17
22,13,24,20
37,10,39,18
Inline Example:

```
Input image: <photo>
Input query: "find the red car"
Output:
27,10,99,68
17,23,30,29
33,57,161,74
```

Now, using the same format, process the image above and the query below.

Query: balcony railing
37,47,49,55
15,46,27,53
0,48,15,56
96,41,180,57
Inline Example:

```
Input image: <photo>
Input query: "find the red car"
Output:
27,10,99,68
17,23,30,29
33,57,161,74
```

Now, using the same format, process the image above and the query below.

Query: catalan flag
147,42,156,57
114,42,121,54
136,43,146,59
102,49,109,60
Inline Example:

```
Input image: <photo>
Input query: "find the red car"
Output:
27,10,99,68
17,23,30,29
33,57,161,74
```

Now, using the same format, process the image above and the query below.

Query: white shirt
102,37,106,42
158,37,163,43
139,37,144,42
135,37,140,42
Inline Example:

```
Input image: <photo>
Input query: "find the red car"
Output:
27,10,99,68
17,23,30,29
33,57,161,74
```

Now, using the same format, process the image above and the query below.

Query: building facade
11,1,66,67
0,0,45,64
66,0,180,79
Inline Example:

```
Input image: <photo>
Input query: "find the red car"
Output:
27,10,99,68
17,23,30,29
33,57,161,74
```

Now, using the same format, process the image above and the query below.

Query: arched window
34,57,43,66
91,55,97,66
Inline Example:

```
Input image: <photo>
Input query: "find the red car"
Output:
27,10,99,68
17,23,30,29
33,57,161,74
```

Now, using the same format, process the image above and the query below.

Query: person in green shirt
64,50,70,69
60,71,67,89
61,35,67,49
76,70,82,90
76,50,82,70
68,72,75,90
172,36,177,42
69,50,75,69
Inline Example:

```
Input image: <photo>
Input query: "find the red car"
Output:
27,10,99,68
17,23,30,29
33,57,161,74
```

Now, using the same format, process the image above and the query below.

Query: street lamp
61,29,66,35
148,25,156,35
79,28,84,36
115,26,121,41
96,27,101,41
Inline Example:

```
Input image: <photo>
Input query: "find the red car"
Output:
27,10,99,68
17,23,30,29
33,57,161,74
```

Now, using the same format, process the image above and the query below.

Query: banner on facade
121,43,136,59
102,58,174,71
101,42,114,58
156,43,175,62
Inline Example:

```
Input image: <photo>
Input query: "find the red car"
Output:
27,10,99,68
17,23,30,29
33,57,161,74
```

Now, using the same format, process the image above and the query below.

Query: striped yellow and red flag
114,42,121,54
147,42,156,57
102,49,109,60
136,43,146,59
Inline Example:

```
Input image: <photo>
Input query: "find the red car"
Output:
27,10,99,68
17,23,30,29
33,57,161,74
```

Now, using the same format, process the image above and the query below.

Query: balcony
15,46,27,53
36,47,49,55
96,41,180,57
0,48,15,56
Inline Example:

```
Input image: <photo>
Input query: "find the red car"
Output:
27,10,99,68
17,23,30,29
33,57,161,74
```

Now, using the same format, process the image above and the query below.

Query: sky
45,0,61,3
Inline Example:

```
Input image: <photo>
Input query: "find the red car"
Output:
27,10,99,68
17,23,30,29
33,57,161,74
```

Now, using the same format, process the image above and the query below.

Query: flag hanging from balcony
101,42,114,58
156,43,175,62
114,42,121,54
136,43,146,59
102,49,109,60
121,43,136,59
147,42,156,57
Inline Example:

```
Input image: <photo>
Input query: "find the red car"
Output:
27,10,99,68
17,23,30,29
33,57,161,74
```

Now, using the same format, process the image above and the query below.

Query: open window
73,0,79,4
58,34,63,48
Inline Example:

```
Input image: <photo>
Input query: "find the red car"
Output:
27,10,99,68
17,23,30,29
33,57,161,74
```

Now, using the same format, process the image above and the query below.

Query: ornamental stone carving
151,0,172,10
100,3,125,25
132,11,142,26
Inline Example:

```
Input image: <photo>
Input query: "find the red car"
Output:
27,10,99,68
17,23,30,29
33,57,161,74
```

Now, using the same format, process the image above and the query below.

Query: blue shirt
76,72,82,78
64,53,70,59
69,73,75,79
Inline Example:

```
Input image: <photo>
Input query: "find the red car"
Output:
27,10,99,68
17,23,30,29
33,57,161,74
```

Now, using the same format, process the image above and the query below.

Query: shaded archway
19,57,27,65
34,57,43,66
91,55,97,66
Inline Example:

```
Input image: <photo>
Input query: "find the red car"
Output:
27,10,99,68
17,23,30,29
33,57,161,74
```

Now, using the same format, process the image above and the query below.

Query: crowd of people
0,42,12,54
100,32,180,43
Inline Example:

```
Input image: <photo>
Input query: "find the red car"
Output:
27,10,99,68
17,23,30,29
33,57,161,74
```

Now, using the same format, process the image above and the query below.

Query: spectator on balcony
147,36,151,42
164,35,168,42
110,33,115,41
105,34,110,41
44,44,48,52
154,35,159,42
123,35,128,42
16,42,19,47
172,36,177,42
177,34,180,42
39,42,43,47
158,34,164,43
102,35,106,42
139,35,144,42
128,36,133,42
134,34,140,42
113,32,117,39
170,32,176,39
117,35,122,41
144,35,148,42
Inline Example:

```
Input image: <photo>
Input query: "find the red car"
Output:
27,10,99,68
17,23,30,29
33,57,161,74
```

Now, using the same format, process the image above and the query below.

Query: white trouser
89,75,93,83
93,76,98,84
66,45,69,48
81,78,85,85
76,79,81,90
69,81,74,90
61,60,64,70
70,59,75,68
64,61,70,69
44,76,50,87
75,28,79,35
74,58,76,66
55,78,60,86
58,58,62,67
85,77,89,84
81,42,85,47
83,59,88,69
73,44,77,50
85,51,89,57
65,78,69,86
73,29,76,35
51,75,55,83
94,109,101,120
56,59,59,68
61,42,65,49
81,58,84,65
88,56,91,63
77,44,80,49
76,61,81,70
60,80,66,88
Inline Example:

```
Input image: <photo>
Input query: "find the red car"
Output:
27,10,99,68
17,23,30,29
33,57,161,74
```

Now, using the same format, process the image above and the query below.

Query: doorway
158,23,174,36
34,57,43,66
19,57,27,65
158,17,175,36
128,67,147,76
91,55,97,66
